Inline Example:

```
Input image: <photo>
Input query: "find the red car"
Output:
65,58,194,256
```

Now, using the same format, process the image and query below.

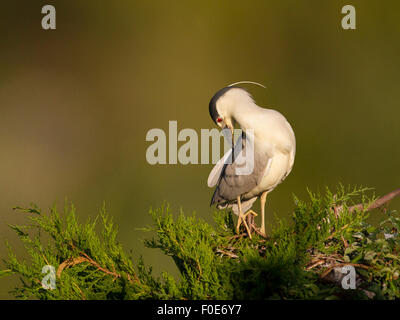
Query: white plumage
208,86,295,237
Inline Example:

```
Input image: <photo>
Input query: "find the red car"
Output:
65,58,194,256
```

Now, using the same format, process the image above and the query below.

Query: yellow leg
236,196,252,239
260,191,268,237
243,210,258,217
244,210,258,236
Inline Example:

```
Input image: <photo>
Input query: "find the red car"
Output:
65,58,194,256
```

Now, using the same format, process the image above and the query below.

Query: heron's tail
210,186,224,207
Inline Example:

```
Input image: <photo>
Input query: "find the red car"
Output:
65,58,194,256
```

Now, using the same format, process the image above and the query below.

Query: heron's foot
244,210,258,217
236,217,250,237
236,215,252,239
236,210,260,239
257,226,267,238
245,210,258,236
247,218,267,238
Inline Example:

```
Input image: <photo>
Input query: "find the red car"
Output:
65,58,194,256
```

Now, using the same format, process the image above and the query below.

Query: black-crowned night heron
207,82,296,238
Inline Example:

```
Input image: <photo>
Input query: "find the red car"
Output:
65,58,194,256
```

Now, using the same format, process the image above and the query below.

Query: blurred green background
1,1,399,298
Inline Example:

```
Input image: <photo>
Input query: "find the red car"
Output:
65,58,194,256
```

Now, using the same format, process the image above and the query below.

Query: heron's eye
217,117,222,123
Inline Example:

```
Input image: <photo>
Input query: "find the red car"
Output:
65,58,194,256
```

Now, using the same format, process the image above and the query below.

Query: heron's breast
244,152,292,198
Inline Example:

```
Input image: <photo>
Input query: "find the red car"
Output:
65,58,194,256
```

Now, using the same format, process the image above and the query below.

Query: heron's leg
243,210,258,217
236,196,252,239
244,210,258,234
235,196,243,234
245,212,255,234
260,191,268,237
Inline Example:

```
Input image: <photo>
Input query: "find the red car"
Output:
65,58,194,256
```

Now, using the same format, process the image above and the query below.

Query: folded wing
209,134,271,206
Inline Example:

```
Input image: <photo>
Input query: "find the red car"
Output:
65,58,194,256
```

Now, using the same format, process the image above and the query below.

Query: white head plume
228,81,266,89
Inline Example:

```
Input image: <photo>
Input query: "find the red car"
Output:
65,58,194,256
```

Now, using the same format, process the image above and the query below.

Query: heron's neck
229,102,261,131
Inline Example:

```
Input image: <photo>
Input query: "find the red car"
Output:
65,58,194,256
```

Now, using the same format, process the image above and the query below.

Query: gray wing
207,148,233,188
210,134,271,206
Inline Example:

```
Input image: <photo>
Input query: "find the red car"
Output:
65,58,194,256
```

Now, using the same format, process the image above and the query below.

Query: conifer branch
335,187,400,214
1,185,400,300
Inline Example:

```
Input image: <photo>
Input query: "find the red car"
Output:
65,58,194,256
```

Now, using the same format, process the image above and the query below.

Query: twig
63,241,139,283
335,188,400,215
56,252,137,284
306,259,326,270
57,256,87,278
72,282,86,300
326,224,349,240
80,252,122,279
341,235,349,248
216,248,239,259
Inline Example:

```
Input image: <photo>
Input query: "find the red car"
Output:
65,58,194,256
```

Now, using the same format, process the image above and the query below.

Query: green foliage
1,204,163,299
1,186,400,300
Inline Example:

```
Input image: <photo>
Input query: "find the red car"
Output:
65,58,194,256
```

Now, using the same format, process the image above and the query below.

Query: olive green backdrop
1,1,399,298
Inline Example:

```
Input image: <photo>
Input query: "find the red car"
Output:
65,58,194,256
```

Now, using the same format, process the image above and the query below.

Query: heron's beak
226,124,234,162
229,125,234,148
221,119,235,162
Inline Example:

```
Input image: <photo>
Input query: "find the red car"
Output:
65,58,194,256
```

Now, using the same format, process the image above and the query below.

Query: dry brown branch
61,241,139,284
306,259,326,270
227,234,246,242
56,252,138,284
341,235,349,248
79,252,121,279
72,282,86,300
57,256,87,278
216,248,239,259
335,188,400,215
